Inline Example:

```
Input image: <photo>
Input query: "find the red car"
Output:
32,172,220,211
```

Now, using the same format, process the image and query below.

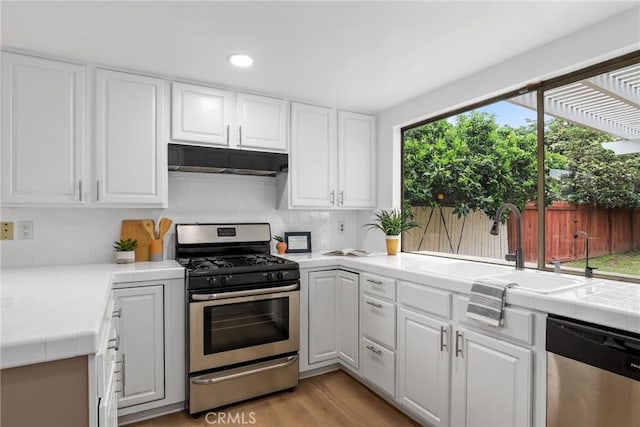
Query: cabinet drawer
361,273,396,301
361,295,396,349
362,337,395,397
456,296,533,345
399,281,452,319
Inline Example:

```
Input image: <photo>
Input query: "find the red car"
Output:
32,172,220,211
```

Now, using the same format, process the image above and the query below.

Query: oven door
189,283,300,373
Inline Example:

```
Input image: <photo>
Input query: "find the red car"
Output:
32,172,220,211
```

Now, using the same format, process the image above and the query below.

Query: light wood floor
130,371,419,427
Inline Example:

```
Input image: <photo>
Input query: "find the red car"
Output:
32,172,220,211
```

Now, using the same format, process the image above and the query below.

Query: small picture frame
284,232,312,253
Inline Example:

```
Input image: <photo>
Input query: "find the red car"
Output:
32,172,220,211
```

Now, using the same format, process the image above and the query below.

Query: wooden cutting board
120,219,155,261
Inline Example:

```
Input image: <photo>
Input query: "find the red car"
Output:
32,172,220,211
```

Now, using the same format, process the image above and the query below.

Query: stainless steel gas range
175,223,300,415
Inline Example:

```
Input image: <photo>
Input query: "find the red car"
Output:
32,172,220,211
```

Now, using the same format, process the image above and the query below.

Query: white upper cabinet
171,82,234,146
1,52,86,205
285,103,376,209
237,93,287,152
338,111,376,208
95,69,166,206
171,83,287,153
290,102,337,208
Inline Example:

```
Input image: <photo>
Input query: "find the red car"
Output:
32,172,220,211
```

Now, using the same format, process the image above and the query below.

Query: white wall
0,172,359,268
358,7,640,251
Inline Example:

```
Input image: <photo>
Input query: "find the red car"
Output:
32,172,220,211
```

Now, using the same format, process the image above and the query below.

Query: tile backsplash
0,172,361,268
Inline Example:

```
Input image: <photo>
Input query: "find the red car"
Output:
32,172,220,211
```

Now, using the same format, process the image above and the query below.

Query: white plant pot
116,250,136,264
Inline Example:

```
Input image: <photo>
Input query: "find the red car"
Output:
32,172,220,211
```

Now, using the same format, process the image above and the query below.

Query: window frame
400,50,640,283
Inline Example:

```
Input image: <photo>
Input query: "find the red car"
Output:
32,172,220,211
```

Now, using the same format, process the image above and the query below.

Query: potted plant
113,238,138,264
365,209,420,256
273,235,287,254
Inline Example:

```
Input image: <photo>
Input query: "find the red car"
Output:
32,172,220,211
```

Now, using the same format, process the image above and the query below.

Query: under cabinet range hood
168,143,288,177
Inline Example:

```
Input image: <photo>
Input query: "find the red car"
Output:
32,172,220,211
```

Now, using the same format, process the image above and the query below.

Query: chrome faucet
490,203,524,270
574,231,595,278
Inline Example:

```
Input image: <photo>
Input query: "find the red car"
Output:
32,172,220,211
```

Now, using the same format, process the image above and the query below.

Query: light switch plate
1,222,14,240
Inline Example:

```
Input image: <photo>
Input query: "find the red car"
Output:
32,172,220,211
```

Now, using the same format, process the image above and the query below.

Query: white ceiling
1,1,637,113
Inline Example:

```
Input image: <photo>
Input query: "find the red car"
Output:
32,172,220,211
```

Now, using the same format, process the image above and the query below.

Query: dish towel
466,278,516,327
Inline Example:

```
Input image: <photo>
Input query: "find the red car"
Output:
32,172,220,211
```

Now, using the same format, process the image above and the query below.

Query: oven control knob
207,277,217,286
266,272,274,281
277,272,285,280
221,275,231,285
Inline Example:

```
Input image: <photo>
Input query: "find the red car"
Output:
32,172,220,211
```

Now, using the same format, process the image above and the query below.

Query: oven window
203,297,290,354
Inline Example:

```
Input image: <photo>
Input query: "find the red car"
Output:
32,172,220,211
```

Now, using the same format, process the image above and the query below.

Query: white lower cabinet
361,336,395,396
308,270,339,364
337,270,359,368
112,277,185,424
397,280,534,427
397,307,451,427
114,284,165,408
360,272,397,397
450,328,532,427
307,269,359,369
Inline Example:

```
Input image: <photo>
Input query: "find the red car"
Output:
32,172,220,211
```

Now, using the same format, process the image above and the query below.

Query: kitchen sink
488,270,594,294
409,261,511,279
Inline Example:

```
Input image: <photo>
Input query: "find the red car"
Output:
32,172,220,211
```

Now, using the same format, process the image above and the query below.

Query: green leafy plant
273,235,284,242
113,238,138,252
365,209,420,236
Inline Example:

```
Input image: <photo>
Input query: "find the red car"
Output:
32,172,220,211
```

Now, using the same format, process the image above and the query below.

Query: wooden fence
514,202,640,263
404,206,509,259
405,203,640,263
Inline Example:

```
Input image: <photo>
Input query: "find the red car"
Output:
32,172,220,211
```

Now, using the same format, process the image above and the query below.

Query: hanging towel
466,278,516,327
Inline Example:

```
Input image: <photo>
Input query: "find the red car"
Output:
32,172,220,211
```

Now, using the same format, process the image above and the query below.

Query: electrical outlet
1,222,14,240
338,221,345,234
18,221,33,240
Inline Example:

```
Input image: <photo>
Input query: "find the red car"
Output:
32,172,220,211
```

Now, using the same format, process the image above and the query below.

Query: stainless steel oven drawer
189,354,299,414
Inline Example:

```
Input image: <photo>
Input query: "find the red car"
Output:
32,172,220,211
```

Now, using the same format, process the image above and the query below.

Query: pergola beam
584,74,640,110
510,92,640,140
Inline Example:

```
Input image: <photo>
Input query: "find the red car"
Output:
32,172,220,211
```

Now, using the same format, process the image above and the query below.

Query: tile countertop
0,261,184,369
283,252,640,334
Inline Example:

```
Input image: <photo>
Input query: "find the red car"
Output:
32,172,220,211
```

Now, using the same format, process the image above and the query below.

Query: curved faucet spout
490,203,524,270
574,230,594,278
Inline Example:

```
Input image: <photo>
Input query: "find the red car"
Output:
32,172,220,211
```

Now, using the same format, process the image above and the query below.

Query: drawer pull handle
107,336,120,351
455,331,463,358
366,301,382,308
330,190,335,204
367,279,383,285
366,345,382,355
440,326,447,352
112,308,121,318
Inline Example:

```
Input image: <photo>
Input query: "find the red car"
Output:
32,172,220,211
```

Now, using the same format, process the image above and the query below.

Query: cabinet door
95,69,165,205
451,328,532,427
172,82,234,146
237,93,287,152
290,102,337,208
308,270,338,364
337,111,375,208
115,285,165,408
1,52,85,205
398,307,450,427
338,270,359,369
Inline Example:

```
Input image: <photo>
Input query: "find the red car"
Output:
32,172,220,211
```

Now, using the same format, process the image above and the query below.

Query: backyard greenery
403,111,640,217
563,249,640,276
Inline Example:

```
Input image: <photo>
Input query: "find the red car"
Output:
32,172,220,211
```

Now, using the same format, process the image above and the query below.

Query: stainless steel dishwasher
547,315,640,427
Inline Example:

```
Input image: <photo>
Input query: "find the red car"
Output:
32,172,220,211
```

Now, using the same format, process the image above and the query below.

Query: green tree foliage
404,112,640,217
545,119,640,208
403,111,538,218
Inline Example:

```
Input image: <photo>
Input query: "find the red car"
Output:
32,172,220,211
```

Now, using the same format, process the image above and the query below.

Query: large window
402,54,640,282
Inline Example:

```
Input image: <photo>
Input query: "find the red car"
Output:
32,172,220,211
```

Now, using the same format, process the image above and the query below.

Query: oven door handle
191,283,299,301
191,356,297,385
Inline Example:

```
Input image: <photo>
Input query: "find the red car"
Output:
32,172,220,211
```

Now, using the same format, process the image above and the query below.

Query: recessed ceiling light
228,54,254,68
